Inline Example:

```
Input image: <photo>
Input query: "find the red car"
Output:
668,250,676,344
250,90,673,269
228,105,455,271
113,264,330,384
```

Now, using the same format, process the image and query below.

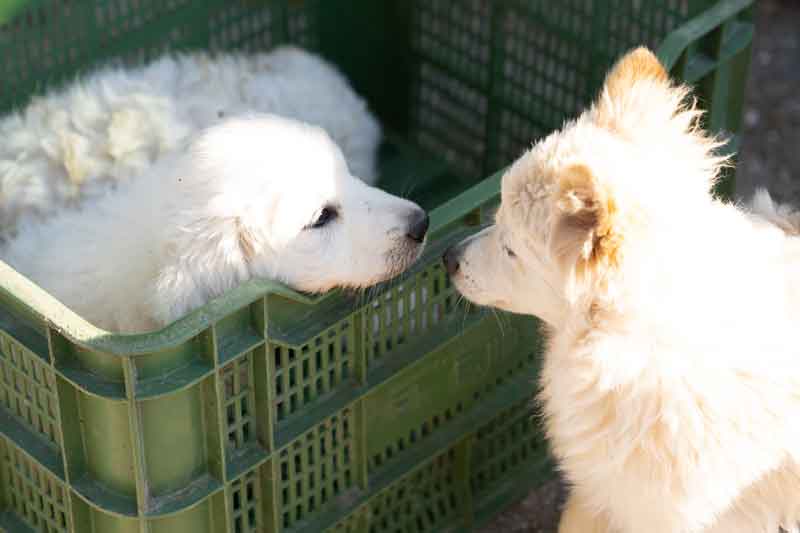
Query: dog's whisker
490,307,505,338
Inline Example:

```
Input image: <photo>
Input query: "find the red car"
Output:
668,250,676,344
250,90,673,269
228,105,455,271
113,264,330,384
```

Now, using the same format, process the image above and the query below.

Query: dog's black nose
442,246,460,276
406,210,430,243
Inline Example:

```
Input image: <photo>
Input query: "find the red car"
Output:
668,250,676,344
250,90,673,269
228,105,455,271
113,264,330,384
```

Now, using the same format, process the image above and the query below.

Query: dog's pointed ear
602,46,668,101
593,47,676,133
550,164,622,274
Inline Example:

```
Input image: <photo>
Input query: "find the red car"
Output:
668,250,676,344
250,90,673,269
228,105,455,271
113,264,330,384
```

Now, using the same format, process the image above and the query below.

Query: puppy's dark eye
504,245,516,258
310,206,338,229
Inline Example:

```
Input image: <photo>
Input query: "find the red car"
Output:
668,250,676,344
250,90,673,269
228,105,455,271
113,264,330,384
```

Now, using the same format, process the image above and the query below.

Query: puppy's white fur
2,115,424,334
0,46,381,237
747,188,800,235
448,48,800,532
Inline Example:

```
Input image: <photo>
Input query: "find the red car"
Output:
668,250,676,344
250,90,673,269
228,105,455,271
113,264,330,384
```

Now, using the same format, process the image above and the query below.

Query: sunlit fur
0,46,381,238
2,115,425,333
748,188,800,236
448,47,800,533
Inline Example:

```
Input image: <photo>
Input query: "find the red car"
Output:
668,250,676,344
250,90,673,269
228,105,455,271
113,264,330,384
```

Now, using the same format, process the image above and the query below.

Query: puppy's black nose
442,246,460,276
406,210,430,243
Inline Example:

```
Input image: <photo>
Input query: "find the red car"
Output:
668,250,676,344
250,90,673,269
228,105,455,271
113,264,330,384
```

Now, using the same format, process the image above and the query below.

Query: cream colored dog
444,48,800,533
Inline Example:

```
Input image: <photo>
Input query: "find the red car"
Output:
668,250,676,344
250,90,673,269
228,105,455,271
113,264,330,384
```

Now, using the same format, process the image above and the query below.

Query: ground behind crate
479,1,800,530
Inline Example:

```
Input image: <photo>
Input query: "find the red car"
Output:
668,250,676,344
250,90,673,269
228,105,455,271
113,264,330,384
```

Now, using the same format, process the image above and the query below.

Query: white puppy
0,46,381,237
445,48,800,533
3,114,427,334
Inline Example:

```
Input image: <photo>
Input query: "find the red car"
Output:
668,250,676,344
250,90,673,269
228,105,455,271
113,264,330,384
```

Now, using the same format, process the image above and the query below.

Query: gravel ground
480,2,800,531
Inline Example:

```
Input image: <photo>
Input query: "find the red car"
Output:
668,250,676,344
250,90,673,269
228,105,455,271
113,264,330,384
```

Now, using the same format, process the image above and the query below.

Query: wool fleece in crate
0,46,381,237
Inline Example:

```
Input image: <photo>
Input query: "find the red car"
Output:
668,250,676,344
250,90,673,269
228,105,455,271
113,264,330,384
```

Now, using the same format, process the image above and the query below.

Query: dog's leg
559,491,614,533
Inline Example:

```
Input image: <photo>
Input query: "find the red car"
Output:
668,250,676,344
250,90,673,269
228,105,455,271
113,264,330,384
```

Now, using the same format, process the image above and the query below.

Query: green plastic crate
0,1,754,532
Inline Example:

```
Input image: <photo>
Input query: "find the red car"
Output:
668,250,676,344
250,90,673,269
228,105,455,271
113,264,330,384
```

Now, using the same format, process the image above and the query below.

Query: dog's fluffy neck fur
541,180,800,533
549,199,795,351
542,131,799,429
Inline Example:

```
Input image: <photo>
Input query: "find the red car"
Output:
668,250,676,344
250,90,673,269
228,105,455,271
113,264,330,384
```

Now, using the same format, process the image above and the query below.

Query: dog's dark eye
310,206,338,229
504,245,516,258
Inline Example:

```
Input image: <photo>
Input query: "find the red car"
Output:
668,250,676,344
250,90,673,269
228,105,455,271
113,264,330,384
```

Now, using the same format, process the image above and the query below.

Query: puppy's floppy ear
149,215,258,327
236,217,260,262
593,47,680,134
550,164,622,274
